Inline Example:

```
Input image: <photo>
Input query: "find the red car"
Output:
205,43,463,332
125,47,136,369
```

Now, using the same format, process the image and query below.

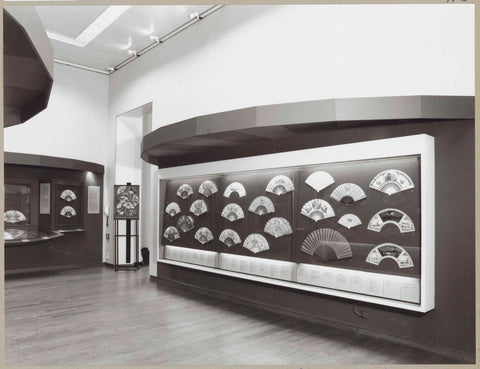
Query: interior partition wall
155,118,474,361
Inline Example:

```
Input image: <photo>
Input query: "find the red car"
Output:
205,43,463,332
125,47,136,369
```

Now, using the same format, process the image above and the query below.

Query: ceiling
32,5,216,72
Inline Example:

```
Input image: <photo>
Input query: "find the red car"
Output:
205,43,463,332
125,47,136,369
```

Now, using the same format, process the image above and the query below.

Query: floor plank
5,266,463,365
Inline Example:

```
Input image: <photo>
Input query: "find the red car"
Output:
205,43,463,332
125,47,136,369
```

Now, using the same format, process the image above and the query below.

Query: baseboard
5,263,101,278
152,273,475,364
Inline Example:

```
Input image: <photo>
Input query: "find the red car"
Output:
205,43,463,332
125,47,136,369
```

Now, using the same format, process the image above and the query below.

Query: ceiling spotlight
128,49,137,57
106,67,115,72
150,35,160,43
189,12,200,20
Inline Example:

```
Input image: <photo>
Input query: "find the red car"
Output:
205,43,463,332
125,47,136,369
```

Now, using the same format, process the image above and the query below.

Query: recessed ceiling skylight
47,6,131,47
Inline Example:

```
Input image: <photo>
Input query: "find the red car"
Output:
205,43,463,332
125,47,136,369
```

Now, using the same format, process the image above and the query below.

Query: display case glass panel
4,183,31,226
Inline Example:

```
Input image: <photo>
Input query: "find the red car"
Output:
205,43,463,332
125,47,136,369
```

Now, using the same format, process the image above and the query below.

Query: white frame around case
157,134,435,312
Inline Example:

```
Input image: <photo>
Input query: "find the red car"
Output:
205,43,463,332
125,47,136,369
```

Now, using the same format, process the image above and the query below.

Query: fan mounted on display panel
198,180,218,197
248,196,275,216
338,214,362,229
219,229,241,247
165,202,181,217
4,210,27,224
266,175,294,196
163,226,180,242
194,227,214,245
367,208,415,233
264,217,292,238
60,189,77,202
330,183,366,205
305,171,335,192
366,243,414,268
301,199,335,222
176,215,195,233
189,199,208,216
176,184,194,199
223,182,246,198
243,233,270,254
221,203,245,222
301,228,352,262
369,169,414,195
60,206,76,218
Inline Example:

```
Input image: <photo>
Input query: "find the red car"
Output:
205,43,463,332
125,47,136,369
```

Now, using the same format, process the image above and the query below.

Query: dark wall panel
158,119,475,358
5,165,103,273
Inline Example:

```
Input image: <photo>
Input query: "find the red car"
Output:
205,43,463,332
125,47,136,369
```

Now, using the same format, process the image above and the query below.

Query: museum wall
4,63,109,165
157,118,475,360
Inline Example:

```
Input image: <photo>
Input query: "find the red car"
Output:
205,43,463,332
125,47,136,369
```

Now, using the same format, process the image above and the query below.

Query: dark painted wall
157,119,475,359
5,165,103,273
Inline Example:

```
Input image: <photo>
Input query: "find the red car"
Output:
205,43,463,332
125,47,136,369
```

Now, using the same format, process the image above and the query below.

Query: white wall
5,63,109,165
106,4,474,275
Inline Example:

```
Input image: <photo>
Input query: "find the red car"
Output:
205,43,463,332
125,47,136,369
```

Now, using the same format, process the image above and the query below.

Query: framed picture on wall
114,184,140,220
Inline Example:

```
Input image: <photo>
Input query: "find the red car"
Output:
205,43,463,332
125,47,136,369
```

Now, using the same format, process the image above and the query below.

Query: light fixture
189,12,200,20
47,6,131,47
128,49,137,57
150,35,160,43
106,67,115,72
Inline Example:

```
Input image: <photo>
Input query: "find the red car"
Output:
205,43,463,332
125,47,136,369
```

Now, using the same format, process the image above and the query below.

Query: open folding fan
198,180,218,197
305,171,334,192
4,210,27,223
248,196,275,216
366,243,413,268
367,208,415,233
163,226,180,242
338,214,362,229
300,199,335,222
223,182,246,198
330,183,366,204
189,199,208,216
165,202,181,217
243,233,270,254
221,203,245,222
176,184,194,199
264,217,292,238
369,169,414,196
301,228,352,261
266,175,294,196
194,227,214,245
219,229,241,247
60,206,76,218
176,215,195,233
60,189,77,202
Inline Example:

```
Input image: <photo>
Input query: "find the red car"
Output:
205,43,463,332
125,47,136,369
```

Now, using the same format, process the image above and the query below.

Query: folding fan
305,171,335,192
266,175,295,196
367,208,415,233
219,229,242,247
60,189,77,202
264,217,293,238
4,210,27,224
366,243,414,268
165,202,181,217
198,180,218,197
300,199,335,222
60,206,76,218
176,184,194,199
4,230,14,240
330,183,366,204
176,215,195,233
194,227,214,245
221,203,245,222
223,182,246,198
369,169,415,196
248,196,275,216
338,214,362,229
4,229,26,240
243,233,270,254
163,226,180,242
189,199,208,216
300,228,352,261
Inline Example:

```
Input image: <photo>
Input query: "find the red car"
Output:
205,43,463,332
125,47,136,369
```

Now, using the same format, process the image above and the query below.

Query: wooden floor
5,266,461,366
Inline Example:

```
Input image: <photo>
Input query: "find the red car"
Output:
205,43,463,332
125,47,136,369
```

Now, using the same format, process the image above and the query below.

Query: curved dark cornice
5,152,104,174
142,95,474,168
